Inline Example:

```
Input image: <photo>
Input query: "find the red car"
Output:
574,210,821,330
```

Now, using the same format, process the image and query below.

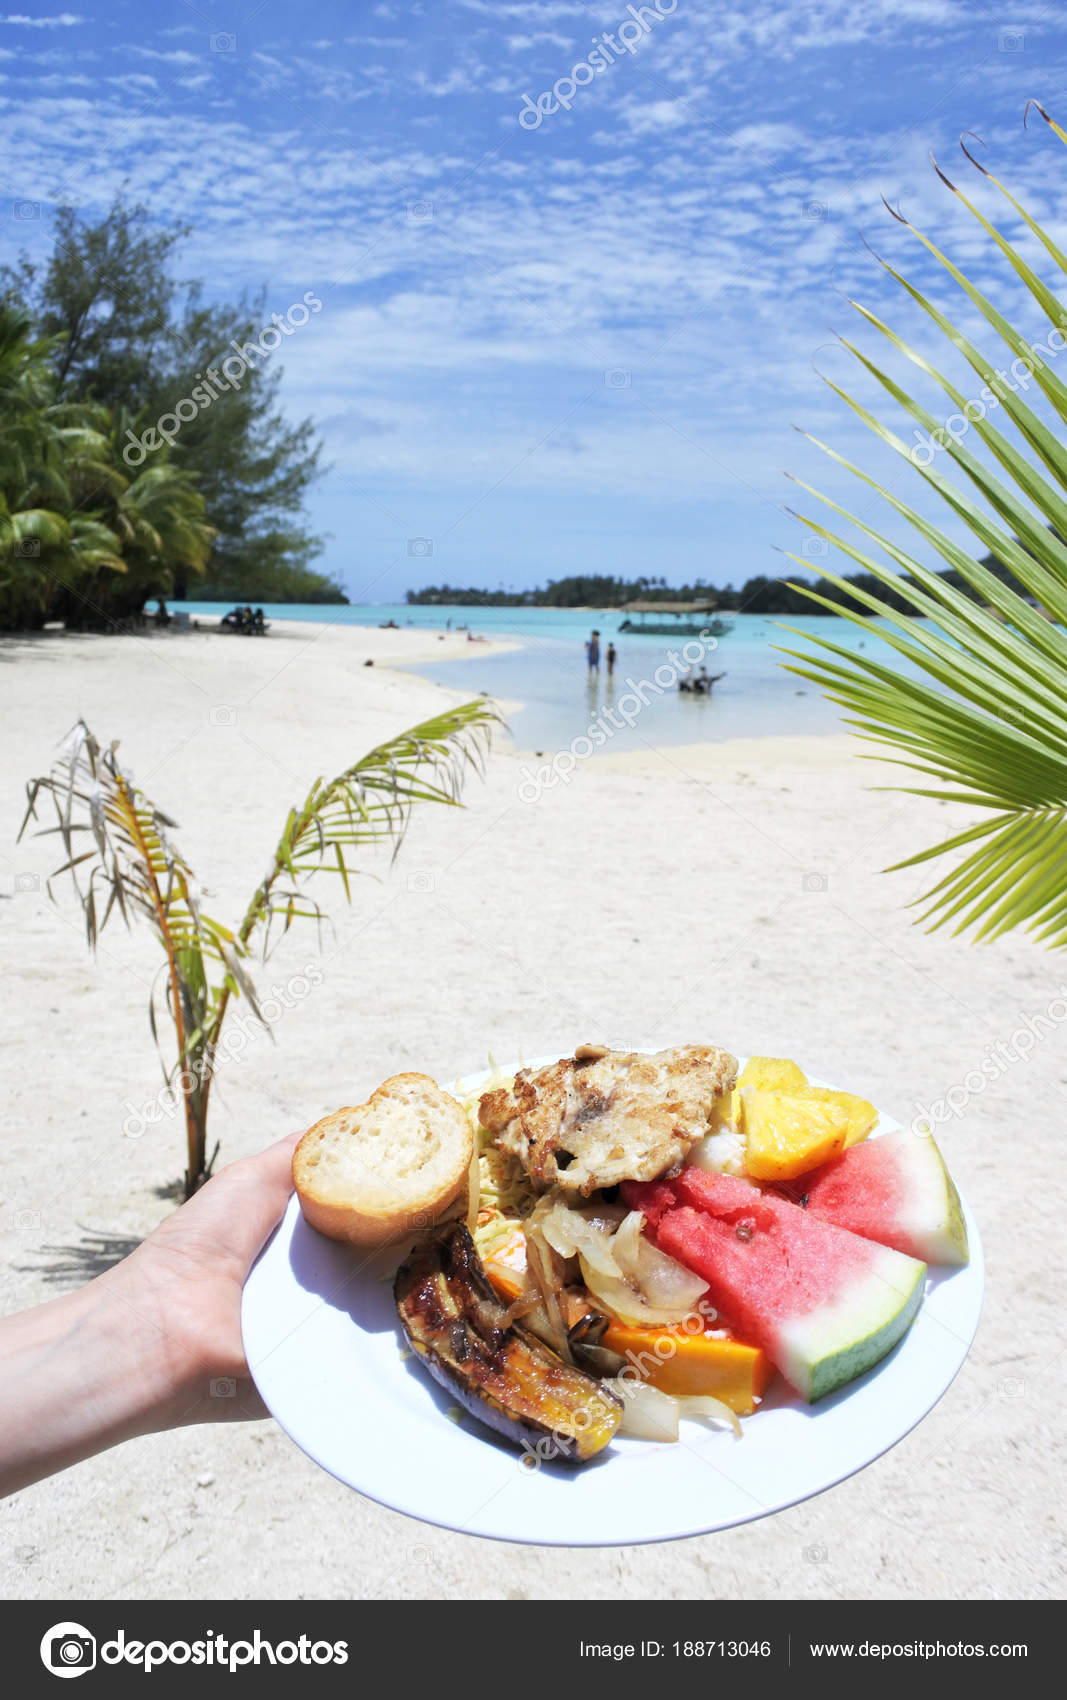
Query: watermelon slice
795,1127,969,1266
635,1170,926,1403
621,1175,677,1230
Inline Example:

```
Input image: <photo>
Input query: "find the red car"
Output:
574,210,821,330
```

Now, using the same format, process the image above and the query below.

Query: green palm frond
235,698,498,954
785,113,1067,947
21,722,260,1192
46,399,113,434
6,507,71,551
69,514,126,572
117,460,214,582
21,701,498,1195
20,719,248,992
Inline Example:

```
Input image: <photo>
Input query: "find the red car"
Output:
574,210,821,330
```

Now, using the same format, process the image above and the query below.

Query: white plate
242,1056,984,1546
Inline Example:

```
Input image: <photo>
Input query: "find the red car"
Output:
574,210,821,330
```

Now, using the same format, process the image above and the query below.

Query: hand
104,1130,302,1429
0,1132,301,1497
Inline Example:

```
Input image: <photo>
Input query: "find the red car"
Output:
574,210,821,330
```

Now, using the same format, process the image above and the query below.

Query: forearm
0,1134,297,1496
0,1272,177,1498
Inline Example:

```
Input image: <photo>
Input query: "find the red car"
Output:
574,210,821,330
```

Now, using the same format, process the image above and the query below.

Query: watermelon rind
803,1127,969,1267
898,1128,969,1265
777,1247,927,1402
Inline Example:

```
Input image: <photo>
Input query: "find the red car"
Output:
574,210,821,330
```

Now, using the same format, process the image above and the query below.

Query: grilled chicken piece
394,1224,622,1464
479,1044,737,1197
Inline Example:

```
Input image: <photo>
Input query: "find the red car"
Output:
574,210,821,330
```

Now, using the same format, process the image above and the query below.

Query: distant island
407,559,1019,617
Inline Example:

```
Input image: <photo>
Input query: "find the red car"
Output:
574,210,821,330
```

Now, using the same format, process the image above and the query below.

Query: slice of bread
293,1073,474,1248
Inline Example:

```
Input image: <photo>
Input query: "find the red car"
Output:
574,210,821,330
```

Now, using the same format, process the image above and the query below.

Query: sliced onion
538,1198,624,1276
581,1202,629,1237
607,1378,742,1442
500,1292,542,1326
523,1199,573,1362
611,1378,681,1440
579,1257,701,1329
610,1208,646,1271
610,1210,709,1314
681,1395,743,1439
565,1222,620,1278
537,1202,571,1258
533,1196,708,1328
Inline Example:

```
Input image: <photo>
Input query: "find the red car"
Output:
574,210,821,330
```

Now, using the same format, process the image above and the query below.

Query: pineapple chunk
801,1085,878,1149
737,1055,809,1093
740,1087,850,1181
724,1056,810,1133
720,1060,879,1173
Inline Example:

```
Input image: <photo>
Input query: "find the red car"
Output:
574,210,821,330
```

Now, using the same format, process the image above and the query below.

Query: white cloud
620,97,689,134
412,66,480,97
128,47,200,66
25,69,90,85
108,72,158,93
506,32,574,52
459,1,586,18
729,122,807,155
1,11,83,25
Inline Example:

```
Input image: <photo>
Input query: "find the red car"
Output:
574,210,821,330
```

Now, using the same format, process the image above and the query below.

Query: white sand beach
1,620,1064,1600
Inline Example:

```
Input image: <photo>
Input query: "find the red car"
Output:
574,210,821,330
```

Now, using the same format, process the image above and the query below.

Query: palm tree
1,307,212,628
116,460,213,601
49,409,212,624
1,307,128,627
21,701,497,1197
0,306,55,449
1,308,62,624
783,106,1067,948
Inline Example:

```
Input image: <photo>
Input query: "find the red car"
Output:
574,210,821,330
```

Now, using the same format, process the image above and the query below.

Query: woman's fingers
150,1129,304,1275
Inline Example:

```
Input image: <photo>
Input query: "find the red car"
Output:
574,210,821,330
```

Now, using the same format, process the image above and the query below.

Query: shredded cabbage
452,1059,538,1258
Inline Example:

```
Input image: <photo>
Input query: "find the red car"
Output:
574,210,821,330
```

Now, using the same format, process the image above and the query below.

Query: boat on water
616,599,733,638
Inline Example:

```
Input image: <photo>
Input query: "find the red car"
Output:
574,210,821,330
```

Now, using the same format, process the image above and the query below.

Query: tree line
1,198,345,631
407,558,1021,614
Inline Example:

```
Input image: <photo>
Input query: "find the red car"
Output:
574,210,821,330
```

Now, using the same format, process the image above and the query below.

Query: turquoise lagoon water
171,601,894,754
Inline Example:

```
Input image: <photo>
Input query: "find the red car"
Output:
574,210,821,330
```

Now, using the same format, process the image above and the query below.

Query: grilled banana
394,1224,622,1464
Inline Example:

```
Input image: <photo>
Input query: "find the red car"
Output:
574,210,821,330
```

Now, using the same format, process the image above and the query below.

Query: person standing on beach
606,642,616,676
585,629,600,671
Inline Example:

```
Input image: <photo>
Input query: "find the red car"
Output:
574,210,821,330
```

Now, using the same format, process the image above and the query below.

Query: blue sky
4,1,1067,602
